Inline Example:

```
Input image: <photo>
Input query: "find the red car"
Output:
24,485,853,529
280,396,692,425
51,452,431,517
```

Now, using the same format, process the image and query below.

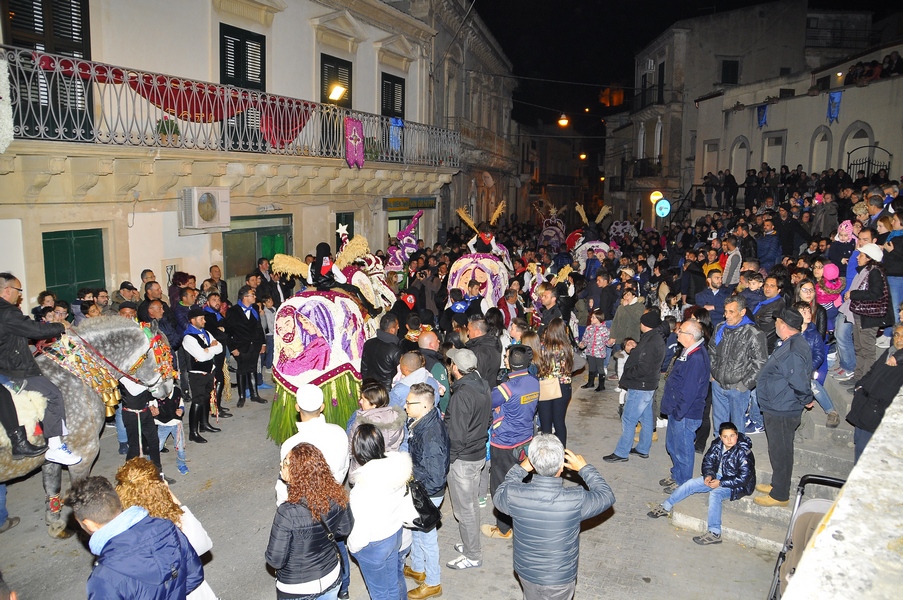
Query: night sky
475,0,892,130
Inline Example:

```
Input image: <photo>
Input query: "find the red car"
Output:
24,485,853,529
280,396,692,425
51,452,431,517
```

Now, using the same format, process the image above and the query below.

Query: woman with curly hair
115,457,217,600
538,317,574,446
266,443,353,600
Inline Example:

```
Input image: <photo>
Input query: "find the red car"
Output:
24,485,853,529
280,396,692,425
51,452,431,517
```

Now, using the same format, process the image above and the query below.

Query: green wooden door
260,233,286,259
42,228,105,303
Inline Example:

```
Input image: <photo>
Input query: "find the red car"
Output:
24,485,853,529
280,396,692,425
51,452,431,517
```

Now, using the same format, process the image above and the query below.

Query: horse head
70,317,175,399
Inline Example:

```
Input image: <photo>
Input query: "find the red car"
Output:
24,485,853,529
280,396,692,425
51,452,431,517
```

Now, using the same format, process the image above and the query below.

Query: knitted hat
823,263,840,281
640,312,661,329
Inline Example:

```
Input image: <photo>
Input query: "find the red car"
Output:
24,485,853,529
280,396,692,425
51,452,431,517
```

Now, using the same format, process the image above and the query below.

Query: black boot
214,379,232,418
236,374,247,408
580,373,596,389
249,377,267,404
9,425,48,459
199,399,221,433
188,402,207,444
595,379,606,392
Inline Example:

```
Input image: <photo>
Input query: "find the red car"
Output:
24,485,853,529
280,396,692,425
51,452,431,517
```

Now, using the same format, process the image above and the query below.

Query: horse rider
0,273,82,465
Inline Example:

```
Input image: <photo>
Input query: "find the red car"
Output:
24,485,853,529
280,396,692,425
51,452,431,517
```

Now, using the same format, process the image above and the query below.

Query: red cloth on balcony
37,54,311,147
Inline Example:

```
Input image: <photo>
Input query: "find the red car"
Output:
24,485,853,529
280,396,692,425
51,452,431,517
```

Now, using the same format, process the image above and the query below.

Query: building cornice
432,1,512,73
312,0,436,42
211,0,287,27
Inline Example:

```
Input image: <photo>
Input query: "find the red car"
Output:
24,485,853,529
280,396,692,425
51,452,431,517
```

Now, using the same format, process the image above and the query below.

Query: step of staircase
670,375,855,550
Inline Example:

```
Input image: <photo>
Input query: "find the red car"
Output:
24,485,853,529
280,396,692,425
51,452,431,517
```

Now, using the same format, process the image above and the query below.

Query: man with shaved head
419,331,450,414
389,351,441,413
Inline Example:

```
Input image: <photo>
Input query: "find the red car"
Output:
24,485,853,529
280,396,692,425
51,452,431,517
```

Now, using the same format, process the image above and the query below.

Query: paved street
1,379,774,599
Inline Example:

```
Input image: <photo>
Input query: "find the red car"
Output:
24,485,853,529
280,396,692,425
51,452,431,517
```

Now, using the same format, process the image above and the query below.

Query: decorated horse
568,204,612,273
447,253,510,309
0,316,175,537
533,203,566,250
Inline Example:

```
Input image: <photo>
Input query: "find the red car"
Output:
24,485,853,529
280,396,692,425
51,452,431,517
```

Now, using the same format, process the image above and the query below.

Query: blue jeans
747,389,764,431
711,382,750,434
666,417,701,484
663,477,733,535
812,380,834,413
410,497,443,586
337,541,350,595
352,529,404,600
114,404,128,443
853,427,872,464
0,483,7,524
614,389,654,457
834,315,856,373
157,424,187,470
264,333,275,369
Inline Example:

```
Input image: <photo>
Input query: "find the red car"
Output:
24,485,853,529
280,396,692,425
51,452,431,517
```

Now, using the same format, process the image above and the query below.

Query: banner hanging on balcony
390,118,404,152
345,117,364,168
827,91,842,124
35,53,312,148
757,105,767,129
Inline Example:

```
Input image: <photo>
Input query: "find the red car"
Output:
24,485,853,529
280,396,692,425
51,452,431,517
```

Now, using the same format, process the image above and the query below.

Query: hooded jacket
700,432,756,501
709,317,768,391
346,406,407,476
87,506,204,600
447,371,492,462
347,452,417,553
0,298,65,379
846,346,903,433
389,367,440,411
493,463,614,586
490,370,539,449
466,333,502,385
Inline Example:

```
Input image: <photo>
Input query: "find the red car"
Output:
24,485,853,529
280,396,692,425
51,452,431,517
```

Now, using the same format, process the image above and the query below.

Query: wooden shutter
381,73,405,119
2,0,91,57
321,54,352,108
220,23,265,91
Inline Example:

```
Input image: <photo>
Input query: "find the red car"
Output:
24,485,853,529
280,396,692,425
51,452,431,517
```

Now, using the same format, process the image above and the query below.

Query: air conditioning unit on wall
179,187,231,236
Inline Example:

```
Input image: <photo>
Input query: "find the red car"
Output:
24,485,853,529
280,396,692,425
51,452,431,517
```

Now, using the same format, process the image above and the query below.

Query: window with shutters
321,54,352,108
220,23,266,152
720,59,740,85
2,0,90,56
381,73,405,119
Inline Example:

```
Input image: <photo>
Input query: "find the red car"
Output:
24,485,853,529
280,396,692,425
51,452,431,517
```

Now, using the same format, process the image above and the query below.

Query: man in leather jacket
709,296,767,437
360,313,402,390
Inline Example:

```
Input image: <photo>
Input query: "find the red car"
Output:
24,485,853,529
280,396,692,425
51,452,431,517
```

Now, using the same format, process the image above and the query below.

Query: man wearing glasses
659,320,710,494
0,273,82,465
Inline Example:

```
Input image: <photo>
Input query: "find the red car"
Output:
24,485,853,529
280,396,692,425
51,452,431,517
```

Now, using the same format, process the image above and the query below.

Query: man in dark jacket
538,286,563,335
756,220,781,272
224,286,266,406
709,296,768,435
494,434,614,599
444,349,491,570
0,273,81,465
483,346,539,540
604,312,667,462
775,205,811,257
66,476,203,599
660,320,710,492
846,324,903,462
418,331,450,414
754,308,813,507
360,313,402,390
404,382,450,599
465,314,501,386
648,422,755,546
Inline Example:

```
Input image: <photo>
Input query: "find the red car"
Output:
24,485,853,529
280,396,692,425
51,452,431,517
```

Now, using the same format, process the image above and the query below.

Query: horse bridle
68,326,169,389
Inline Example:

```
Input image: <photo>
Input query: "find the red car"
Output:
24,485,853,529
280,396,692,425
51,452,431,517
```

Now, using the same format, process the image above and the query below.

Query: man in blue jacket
405,382,450,600
482,345,539,541
660,320,710,493
66,476,203,599
648,422,755,546
694,269,727,327
756,219,781,272
494,434,614,600
753,308,814,507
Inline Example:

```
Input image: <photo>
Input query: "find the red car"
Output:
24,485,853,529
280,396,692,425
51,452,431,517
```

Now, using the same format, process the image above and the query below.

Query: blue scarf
714,315,754,345
887,229,903,242
203,305,222,322
239,301,259,320
89,506,148,555
185,324,210,344
753,295,780,315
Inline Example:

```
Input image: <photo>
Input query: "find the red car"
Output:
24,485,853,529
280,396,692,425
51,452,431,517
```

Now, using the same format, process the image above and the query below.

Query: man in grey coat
494,434,615,600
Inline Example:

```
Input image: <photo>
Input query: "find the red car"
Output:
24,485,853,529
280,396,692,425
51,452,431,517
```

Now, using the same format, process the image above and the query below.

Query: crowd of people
1,165,901,599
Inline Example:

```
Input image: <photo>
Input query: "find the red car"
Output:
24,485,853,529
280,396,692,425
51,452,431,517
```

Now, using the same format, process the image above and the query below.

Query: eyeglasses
8,286,22,292
800,288,815,293
405,401,422,407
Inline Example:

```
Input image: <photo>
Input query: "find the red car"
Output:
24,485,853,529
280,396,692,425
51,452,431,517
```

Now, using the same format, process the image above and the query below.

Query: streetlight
328,84,346,101
558,113,569,127
579,153,587,160
650,190,663,204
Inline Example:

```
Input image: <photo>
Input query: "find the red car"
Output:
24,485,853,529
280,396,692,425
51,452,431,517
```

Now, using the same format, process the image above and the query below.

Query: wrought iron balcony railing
2,46,460,168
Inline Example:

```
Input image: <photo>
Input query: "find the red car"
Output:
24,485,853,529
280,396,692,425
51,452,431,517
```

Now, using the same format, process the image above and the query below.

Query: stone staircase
670,377,855,552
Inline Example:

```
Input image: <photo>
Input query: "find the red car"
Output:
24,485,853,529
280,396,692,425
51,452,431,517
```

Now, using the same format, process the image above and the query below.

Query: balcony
446,117,515,167
805,27,880,50
631,86,665,112
2,46,460,168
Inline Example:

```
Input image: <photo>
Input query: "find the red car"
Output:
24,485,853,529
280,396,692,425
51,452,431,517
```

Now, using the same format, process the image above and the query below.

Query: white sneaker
46,443,83,466
446,555,481,570
656,419,668,429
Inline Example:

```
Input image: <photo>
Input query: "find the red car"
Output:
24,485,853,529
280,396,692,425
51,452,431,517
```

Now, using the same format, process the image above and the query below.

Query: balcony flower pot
156,117,180,146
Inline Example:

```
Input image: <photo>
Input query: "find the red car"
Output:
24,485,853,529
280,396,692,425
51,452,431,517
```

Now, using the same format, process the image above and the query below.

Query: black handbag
406,479,441,532
850,266,889,318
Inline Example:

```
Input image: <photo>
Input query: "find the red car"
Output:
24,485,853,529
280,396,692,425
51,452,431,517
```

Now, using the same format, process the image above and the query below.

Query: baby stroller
767,474,845,599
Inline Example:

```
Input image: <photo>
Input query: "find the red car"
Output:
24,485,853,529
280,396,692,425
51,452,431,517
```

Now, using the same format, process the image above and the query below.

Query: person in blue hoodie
794,302,840,428
66,476,203,599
